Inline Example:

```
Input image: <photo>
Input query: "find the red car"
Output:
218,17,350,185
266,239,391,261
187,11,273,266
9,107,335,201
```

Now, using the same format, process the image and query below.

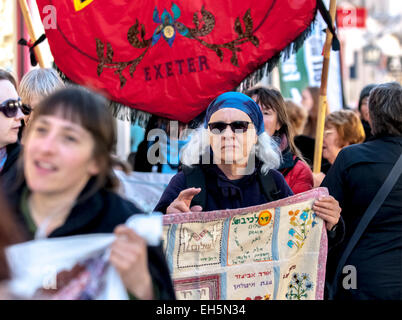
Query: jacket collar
18,178,105,238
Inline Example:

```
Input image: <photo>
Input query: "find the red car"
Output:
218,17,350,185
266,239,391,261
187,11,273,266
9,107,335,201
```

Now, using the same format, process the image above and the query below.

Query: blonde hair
19,68,64,106
325,110,365,147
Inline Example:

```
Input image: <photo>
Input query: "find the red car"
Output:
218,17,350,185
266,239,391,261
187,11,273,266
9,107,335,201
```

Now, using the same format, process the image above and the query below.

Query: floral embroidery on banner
285,273,313,300
287,208,317,249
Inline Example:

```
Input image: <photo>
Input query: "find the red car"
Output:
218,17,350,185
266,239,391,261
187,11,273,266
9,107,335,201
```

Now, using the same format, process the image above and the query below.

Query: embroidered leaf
243,9,253,34
97,62,104,76
295,235,304,241
199,6,215,36
234,17,243,37
141,24,146,39
250,35,259,47
127,20,150,48
193,12,199,29
95,38,104,60
231,52,239,67
129,60,140,77
215,48,223,61
106,42,113,63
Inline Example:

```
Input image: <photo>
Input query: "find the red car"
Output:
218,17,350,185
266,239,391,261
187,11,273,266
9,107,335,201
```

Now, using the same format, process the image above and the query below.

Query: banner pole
18,0,45,68
313,0,337,173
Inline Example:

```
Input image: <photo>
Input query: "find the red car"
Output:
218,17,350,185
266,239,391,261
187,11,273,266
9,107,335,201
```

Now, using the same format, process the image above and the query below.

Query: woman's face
360,96,370,122
322,125,342,164
23,94,41,125
251,96,281,137
301,89,314,113
0,80,25,148
208,108,257,165
24,114,100,196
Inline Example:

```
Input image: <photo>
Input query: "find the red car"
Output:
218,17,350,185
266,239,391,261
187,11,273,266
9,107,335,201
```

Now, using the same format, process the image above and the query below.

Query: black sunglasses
0,98,32,118
208,121,251,134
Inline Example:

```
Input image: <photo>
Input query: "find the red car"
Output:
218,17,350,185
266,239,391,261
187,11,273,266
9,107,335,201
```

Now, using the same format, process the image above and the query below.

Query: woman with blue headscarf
154,92,341,232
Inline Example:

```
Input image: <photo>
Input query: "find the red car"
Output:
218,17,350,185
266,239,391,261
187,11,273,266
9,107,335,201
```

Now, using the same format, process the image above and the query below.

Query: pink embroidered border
315,224,328,300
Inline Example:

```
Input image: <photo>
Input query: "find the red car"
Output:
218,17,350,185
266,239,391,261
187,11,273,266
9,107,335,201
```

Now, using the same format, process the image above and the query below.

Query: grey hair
19,68,64,105
368,82,402,136
180,127,281,174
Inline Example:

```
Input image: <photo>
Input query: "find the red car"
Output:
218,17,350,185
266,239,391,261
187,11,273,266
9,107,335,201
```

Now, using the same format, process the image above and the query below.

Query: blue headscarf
203,92,265,135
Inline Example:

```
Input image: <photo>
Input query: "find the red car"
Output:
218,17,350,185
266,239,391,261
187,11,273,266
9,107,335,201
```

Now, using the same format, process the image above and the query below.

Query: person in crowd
301,86,322,138
134,115,189,173
5,86,175,300
294,86,331,170
245,87,313,194
284,99,308,136
357,84,376,142
19,68,65,126
322,82,402,300
313,110,365,187
0,69,29,178
154,92,341,236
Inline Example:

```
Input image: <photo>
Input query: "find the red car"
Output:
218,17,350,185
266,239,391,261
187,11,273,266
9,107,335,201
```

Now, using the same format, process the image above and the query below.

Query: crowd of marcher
0,67,401,300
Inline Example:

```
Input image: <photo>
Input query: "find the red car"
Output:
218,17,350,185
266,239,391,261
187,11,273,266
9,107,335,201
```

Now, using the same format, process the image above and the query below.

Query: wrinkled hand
110,225,153,299
313,195,341,231
166,187,203,214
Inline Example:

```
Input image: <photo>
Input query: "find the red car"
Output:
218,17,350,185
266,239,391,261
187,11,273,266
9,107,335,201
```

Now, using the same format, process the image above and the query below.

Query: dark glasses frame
208,121,251,134
0,98,32,118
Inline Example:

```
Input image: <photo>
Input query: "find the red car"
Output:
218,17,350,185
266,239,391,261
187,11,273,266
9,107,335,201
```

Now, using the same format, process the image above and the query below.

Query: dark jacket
154,164,293,214
321,135,402,300
0,142,21,179
6,179,176,300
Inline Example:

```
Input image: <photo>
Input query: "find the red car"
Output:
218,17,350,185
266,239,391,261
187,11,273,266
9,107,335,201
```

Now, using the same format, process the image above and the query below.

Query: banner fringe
236,20,316,92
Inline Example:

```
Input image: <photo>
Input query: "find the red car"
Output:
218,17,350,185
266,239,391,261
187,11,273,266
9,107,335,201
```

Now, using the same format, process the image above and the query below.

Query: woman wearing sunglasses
5,86,175,300
154,92,341,234
0,70,31,178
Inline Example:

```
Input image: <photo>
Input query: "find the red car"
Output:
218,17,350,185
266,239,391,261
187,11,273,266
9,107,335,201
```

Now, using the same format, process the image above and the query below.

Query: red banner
37,0,317,122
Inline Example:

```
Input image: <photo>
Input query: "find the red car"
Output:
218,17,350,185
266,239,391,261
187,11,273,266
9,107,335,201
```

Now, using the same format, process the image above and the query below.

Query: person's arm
153,171,187,214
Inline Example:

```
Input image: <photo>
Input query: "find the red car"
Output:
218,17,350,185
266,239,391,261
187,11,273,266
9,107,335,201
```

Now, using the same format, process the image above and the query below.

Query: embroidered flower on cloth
152,3,190,47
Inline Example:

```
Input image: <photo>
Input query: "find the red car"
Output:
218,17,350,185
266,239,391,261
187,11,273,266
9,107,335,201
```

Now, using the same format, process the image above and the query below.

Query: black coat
322,135,402,300
6,179,176,300
154,164,293,214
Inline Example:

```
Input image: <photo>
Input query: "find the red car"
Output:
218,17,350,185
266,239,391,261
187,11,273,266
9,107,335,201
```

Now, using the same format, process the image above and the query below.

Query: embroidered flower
300,211,308,221
305,281,313,291
289,228,296,237
152,3,190,47
287,240,294,248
